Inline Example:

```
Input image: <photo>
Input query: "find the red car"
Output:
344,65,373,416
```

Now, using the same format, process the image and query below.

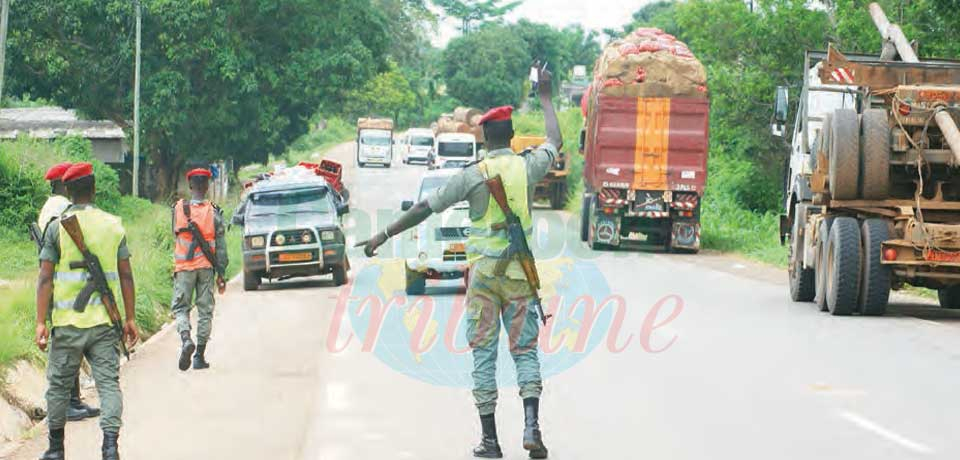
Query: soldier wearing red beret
171,167,228,371
357,65,561,459
36,162,138,460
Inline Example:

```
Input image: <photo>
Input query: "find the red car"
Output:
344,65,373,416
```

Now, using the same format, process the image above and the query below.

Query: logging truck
778,3,960,315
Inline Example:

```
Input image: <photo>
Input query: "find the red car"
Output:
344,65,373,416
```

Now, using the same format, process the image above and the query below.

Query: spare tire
829,109,860,200
859,109,891,200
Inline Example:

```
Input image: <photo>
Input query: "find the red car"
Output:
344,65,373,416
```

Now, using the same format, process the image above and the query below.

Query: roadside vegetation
0,137,243,369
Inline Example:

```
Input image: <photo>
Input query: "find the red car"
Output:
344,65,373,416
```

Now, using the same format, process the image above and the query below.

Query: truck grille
443,250,467,261
437,227,470,240
271,229,316,246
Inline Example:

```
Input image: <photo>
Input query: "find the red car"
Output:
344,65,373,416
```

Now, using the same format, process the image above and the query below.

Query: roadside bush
0,142,48,229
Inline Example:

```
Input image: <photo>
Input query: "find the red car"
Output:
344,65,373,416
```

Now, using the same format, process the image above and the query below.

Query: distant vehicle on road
402,128,436,165
357,117,394,168
233,175,350,291
432,132,477,169
512,135,568,210
401,168,471,294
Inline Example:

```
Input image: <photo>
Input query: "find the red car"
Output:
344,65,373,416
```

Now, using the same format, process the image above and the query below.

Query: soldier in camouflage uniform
358,68,561,459
171,168,228,371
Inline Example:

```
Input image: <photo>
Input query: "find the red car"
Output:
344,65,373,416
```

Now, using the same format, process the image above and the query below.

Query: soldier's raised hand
537,63,553,98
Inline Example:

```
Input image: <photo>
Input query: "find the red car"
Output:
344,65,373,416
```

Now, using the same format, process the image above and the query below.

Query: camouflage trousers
172,268,215,344
465,271,543,416
46,325,122,432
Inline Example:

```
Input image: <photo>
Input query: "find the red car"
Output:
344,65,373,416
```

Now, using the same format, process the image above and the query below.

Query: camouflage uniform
427,144,557,415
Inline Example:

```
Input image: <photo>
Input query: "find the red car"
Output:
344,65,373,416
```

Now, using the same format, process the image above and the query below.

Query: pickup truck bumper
243,242,346,277
406,258,468,279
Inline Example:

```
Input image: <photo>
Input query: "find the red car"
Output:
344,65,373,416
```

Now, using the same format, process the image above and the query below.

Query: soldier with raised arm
357,66,561,459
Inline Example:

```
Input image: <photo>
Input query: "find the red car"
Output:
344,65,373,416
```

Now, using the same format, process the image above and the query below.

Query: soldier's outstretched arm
539,66,562,149
355,201,433,257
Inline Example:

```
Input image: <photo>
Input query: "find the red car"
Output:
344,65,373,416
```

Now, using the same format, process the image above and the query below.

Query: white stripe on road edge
837,410,934,455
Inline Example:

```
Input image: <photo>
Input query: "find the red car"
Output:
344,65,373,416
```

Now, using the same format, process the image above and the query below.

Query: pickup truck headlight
321,230,336,241
248,235,266,249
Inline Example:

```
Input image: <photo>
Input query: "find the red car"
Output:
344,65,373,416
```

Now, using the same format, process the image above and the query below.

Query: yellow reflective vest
52,207,125,329
466,154,532,262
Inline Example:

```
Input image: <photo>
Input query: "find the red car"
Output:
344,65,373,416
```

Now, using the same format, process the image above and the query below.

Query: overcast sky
430,0,653,46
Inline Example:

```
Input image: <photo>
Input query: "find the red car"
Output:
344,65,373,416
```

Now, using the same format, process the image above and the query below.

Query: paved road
11,142,960,460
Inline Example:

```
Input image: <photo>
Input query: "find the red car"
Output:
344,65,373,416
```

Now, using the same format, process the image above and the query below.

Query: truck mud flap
594,213,621,246
672,221,700,250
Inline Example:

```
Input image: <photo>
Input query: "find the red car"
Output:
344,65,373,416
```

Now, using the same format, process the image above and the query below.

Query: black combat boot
67,375,100,421
472,413,503,458
522,398,548,459
39,428,65,460
102,431,120,460
178,331,195,371
193,344,210,370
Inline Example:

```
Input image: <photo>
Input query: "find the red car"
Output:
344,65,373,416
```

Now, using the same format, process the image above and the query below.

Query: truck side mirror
774,86,789,123
401,200,414,211
579,129,586,154
337,203,350,216
231,213,244,226
772,86,789,137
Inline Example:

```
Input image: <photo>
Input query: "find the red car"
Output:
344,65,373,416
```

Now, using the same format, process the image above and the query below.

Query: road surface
10,142,960,460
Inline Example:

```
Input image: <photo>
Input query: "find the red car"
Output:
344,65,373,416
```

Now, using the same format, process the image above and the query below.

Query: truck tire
405,266,426,295
825,217,861,316
243,269,260,292
814,217,835,311
332,262,348,286
859,109,891,200
829,109,860,200
937,285,960,309
789,212,815,302
859,218,891,315
550,183,566,210
580,194,591,242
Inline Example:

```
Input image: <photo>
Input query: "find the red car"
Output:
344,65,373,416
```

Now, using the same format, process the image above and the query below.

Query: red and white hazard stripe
636,211,670,218
831,67,855,84
599,188,627,206
670,194,699,209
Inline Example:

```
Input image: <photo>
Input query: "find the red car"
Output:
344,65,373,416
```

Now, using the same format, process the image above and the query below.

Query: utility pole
0,0,11,105
132,0,142,197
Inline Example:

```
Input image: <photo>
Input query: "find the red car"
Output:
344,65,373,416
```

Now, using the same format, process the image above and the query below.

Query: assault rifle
28,223,44,252
485,175,551,325
178,200,226,294
60,214,129,358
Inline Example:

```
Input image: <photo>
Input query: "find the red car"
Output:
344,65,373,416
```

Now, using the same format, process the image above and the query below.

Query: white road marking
837,410,934,455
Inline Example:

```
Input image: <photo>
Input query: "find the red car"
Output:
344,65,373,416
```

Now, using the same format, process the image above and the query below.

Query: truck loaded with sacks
780,3,960,316
579,27,709,252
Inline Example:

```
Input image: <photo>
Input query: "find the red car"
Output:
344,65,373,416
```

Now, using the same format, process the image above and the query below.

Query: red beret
44,162,73,181
62,162,94,182
478,106,514,125
186,168,212,179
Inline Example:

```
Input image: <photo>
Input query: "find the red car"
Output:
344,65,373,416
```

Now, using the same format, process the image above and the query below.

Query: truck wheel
860,109,891,200
550,183,565,210
814,218,834,311
580,194,591,242
789,213,815,302
859,218,891,315
937,285,960,309
829,109,860,200
405,266,426,295
243,269,260,292
825,217,861,316
332,262,348,286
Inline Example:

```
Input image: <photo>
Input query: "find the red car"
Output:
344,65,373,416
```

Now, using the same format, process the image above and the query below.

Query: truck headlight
248,236,265,249
321,230,336,241
274,234,286,245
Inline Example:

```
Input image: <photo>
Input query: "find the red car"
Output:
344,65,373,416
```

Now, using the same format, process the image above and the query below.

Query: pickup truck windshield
360,136,391,146
438,141,473,157
411,136,433,147
248,188,332,216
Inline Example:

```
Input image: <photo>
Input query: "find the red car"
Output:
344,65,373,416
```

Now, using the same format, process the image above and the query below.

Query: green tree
433,0,522,32
345,65,418,125
441,24,530,108
6,0,394,196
